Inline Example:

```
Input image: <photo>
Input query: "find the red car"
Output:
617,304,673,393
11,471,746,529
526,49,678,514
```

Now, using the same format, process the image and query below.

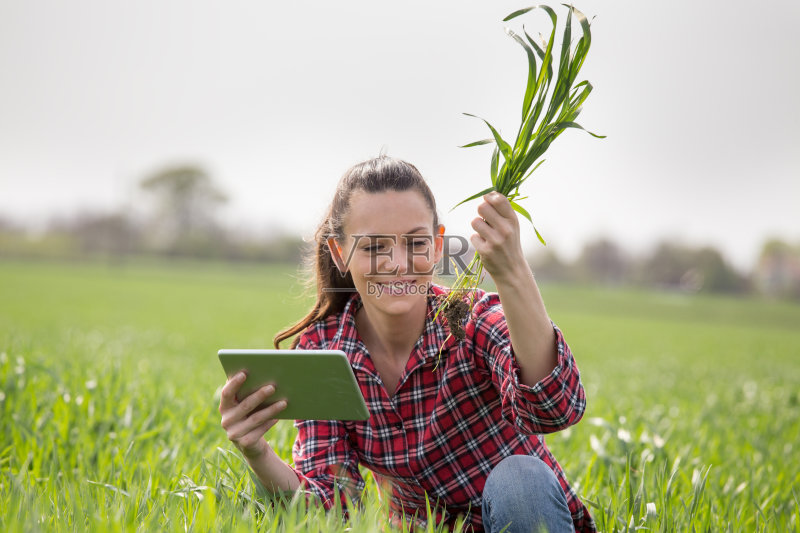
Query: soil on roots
443,298,470,341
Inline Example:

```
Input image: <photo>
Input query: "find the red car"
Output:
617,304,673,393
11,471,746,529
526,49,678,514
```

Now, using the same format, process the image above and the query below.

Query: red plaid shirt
290,284,595,532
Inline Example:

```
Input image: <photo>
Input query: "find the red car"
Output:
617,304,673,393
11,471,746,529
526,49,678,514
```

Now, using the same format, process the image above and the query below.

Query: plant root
443,298,470,341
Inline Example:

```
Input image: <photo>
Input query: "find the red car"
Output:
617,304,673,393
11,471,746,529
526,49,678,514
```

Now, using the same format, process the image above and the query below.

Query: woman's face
332,189,443,318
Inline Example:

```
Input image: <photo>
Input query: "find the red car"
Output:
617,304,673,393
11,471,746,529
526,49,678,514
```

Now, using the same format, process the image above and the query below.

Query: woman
218,156,594,532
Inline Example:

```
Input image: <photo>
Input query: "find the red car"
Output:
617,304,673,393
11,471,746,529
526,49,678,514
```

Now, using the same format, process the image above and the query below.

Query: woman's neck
355,296,427,363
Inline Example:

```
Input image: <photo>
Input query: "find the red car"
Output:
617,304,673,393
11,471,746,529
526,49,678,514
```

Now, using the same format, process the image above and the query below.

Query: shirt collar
334,284,458,373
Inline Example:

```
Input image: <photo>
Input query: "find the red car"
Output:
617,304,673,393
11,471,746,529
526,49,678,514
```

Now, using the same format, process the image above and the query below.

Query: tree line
528,238,800,300
2,164,799,300
0,164,303,264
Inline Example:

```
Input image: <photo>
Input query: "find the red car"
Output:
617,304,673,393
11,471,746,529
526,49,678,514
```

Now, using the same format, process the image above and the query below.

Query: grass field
1,259,799,532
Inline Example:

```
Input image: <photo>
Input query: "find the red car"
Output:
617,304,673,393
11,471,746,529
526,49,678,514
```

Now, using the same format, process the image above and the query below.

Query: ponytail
273,213,355,348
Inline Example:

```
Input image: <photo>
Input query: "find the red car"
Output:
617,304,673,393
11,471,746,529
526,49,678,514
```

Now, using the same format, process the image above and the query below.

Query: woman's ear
433,225,445,264
327,237,347,273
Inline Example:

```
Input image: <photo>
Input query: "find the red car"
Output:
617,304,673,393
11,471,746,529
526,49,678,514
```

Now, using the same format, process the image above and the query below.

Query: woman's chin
362,282,428,314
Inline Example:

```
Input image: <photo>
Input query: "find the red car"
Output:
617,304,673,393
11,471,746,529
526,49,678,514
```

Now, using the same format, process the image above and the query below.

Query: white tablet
218,349,369,421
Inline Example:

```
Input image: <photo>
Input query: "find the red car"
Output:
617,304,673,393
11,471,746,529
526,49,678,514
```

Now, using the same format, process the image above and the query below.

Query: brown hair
273,155,439,348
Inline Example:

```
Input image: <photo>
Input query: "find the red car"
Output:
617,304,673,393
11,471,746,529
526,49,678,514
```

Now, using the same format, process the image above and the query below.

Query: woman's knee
482,455,573,533
484,455,561,497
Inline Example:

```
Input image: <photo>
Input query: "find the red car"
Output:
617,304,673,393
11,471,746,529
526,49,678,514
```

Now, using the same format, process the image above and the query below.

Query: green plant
436,4,604,338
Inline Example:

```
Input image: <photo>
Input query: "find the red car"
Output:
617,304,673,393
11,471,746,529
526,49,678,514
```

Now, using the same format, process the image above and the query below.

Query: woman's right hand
219,371,288,459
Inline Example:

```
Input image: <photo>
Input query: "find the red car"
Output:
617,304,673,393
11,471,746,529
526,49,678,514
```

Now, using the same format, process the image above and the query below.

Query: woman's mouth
368,279,426,297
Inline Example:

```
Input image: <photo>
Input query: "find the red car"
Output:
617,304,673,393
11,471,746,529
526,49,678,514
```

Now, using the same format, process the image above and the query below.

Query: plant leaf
490,146,500,186
460,138,494,148
569,80,593,109
464,113,513,161
553,120,606,138
503,6,538,22
566,4,591,81
505,27,538,123
516,158,547,187
533,225,547,246
450,185,497,211
524,27,553,85
508,199,533,224
509,200,546,245
558,3,572,85
532,12,558,129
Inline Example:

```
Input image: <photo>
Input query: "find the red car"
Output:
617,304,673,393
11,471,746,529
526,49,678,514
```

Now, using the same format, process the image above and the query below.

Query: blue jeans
481,455,575,533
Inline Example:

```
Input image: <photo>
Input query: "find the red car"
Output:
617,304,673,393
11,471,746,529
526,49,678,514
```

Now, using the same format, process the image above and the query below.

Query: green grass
1,259,799,531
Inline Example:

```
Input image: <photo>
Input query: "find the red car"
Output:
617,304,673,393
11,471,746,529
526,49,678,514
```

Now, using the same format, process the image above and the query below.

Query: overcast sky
1,0,798,270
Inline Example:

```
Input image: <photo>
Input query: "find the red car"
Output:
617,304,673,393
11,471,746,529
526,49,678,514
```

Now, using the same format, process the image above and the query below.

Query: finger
235,416,283,452
234,384,277,419
227,400,287,441
483,191,517,219
475,199,498,226
471,216,502,246
469,232,489,257
222,384,278,429
227,410,270,442
253,397,288,422
476,200,516,238
219,371,247,411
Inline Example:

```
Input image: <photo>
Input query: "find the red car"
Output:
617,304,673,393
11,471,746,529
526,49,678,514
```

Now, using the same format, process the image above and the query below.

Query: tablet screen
218,349,370,421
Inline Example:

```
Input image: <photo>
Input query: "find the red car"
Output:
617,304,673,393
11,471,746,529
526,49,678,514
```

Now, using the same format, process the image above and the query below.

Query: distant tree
139,164,228,255
639,242,691,289
0,215,28,258
754,239,800,299
0,215,23,234
57,211,139,259
575,238,630,284
242,233,306,264
528,248,575,283
693,246,749,293
639,241,747,293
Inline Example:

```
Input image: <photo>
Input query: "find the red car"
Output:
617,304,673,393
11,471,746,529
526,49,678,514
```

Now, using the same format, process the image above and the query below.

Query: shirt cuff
286,464,331,508
502,324,584,434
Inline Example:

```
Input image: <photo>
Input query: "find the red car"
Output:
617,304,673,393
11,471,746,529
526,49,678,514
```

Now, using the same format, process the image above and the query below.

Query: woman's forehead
344,189,435,236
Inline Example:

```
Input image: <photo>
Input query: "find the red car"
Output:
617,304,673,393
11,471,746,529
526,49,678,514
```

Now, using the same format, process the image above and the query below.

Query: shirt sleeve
288,326,365,510
291,419,365,510
469,290,587,435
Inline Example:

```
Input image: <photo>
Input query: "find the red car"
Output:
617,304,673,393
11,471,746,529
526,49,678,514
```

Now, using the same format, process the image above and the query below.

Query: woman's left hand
471,191,528,282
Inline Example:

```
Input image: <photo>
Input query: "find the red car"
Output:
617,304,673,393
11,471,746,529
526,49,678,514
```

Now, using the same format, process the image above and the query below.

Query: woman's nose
380,244,409,275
